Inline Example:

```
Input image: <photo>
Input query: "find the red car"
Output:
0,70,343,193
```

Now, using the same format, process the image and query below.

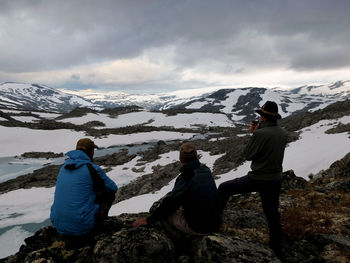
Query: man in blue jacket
50,138,118,237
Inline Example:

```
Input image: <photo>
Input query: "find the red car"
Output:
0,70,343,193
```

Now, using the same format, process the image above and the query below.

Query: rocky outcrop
19,152,64,159
55,107,98,120
100,106,143,116
115,162,180,202
0,164,61,194
280,99,350,132
0,215,280,263
2,165,350,262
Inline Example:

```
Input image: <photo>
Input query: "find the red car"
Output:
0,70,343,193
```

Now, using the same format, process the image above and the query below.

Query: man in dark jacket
50,138,118,237
133,142,221,234
218,101,287,258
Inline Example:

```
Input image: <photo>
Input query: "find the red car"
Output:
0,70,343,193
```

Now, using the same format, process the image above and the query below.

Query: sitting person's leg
166,208,198,235
95,192,116,224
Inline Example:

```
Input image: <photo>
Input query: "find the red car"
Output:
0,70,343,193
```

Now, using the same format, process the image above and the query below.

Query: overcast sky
0,0,349,93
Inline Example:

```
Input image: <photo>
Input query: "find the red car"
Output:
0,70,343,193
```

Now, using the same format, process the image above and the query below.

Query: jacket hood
180,159,201,180
65,150,91,169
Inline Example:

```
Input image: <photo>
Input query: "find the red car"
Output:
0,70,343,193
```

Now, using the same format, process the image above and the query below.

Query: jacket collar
179,159,200,177
260,120,278,128
65,150,91,169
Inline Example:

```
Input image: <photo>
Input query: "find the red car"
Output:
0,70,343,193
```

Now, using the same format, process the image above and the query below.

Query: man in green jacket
218,101,287,258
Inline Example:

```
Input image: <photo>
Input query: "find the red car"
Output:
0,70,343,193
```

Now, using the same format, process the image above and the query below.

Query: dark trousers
95,191,116,223
218,175,282,255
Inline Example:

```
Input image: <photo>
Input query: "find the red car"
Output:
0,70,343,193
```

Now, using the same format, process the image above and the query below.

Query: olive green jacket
245,121,287,181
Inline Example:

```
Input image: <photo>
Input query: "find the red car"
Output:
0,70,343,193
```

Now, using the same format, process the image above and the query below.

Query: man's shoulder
257,125,286,135
194,163,212,176
89,162,104,171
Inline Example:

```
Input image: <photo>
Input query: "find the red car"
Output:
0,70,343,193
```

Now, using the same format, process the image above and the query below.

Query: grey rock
94,228,177,263
191,234,280,263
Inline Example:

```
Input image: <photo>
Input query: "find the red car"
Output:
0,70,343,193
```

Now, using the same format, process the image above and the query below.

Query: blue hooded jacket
50,150,118,236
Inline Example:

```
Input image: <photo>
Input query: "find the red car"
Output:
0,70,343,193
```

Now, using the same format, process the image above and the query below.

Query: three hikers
50,100,286,257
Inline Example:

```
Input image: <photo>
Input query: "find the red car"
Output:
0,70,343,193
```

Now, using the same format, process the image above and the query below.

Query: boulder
191,234,280,263
94,227,176,263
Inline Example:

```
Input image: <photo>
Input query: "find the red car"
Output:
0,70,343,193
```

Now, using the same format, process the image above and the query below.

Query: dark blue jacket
50,150,117,236
147,160,221,233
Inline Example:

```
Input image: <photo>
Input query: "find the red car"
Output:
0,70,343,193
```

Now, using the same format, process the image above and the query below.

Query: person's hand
250,121,259,133
132,217,147,228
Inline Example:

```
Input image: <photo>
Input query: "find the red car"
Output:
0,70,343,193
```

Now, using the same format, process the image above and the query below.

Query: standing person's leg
259,180,282,257
217,175,258,210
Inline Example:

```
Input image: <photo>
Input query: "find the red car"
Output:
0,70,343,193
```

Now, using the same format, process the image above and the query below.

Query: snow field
283,118,350,178
0,187,55,229
0,125,196,157
0,227,32,259
58,111,234,129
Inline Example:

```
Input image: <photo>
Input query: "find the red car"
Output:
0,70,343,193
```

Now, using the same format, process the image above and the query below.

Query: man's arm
147,177,188,224
244,132,265,161
92,163,118,193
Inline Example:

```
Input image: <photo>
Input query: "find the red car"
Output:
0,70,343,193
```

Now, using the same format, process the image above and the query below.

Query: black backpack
86,163,115,212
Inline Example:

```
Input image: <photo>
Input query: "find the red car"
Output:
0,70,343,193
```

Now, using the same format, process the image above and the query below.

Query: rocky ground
1,159,349,263
1,103,350,262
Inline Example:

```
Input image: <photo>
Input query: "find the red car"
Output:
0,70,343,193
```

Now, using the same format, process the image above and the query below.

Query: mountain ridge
1,81,350,119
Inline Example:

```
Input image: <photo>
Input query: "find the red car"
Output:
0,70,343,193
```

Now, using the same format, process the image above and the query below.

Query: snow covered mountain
289,80,350,97
0,82,100,113
56,80,350,122
58,88,180,110
161,81,350,122
1,81,350,120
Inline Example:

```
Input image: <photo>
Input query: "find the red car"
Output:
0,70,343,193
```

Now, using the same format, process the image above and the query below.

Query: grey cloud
71,74,80,81
0,0,349,74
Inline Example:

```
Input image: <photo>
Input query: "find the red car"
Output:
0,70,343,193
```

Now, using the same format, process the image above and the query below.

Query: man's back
147,159,221,233
245,121,287,181
50,150,99,236
180,163,221,232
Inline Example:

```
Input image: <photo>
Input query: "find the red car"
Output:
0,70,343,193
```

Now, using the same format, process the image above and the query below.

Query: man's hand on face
250,121,259,133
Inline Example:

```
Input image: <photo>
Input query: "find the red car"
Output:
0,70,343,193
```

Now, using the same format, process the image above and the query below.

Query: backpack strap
86,163,105,194
86,163,115,217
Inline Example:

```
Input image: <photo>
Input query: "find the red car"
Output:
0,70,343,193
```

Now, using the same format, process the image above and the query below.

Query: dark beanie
179,142,198,163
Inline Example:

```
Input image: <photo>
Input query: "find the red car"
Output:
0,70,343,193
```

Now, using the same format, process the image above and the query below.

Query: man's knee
217,181,231,194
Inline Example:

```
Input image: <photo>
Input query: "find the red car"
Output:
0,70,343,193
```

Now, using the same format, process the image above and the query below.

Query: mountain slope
163,83,349,122
1,80,350,119
0,82,100,113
